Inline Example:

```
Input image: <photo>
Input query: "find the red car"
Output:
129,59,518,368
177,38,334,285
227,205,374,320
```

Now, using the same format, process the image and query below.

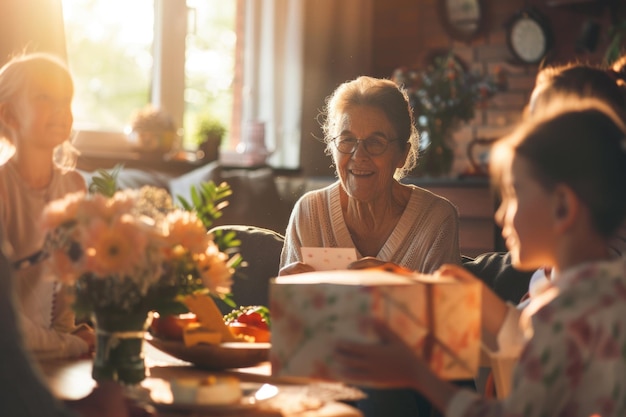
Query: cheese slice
182,323,222,347
182,294,241,343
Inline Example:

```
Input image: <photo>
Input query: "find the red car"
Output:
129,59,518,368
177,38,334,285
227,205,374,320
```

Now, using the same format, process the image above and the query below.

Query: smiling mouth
349,169,374,176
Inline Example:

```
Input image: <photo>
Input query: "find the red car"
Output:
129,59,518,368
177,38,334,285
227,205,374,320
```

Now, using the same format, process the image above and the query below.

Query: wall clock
506,9,552,65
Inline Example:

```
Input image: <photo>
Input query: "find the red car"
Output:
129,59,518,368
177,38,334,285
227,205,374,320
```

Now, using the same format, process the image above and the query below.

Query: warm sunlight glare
62,0,153,45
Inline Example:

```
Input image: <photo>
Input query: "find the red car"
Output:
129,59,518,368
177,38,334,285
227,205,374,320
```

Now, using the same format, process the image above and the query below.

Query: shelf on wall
547,0,603,6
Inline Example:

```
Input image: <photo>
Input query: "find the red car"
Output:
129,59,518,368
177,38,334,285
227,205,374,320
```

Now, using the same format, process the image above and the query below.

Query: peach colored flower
41,191,85,229
165,210,210,254
82,215,148,277
42,184,237,314
78,190,136,223
164,243,188,262
193,241,233,295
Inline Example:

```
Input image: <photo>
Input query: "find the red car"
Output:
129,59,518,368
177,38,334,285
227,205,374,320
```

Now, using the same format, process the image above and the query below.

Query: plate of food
146,336,270,369
148,375,279,413
147,294,271,369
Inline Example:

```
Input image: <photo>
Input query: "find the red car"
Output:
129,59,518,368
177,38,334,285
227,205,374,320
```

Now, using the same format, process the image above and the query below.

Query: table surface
39,342,363,417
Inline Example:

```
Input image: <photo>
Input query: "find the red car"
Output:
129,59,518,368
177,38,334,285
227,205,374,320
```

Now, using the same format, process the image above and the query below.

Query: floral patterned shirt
448,258,626,417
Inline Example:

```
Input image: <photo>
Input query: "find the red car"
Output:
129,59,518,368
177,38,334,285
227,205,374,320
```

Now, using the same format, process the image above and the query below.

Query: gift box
269,269,481,383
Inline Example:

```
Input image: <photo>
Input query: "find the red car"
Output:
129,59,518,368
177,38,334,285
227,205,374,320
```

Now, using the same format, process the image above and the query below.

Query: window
62,0,237,150
63,0,306,169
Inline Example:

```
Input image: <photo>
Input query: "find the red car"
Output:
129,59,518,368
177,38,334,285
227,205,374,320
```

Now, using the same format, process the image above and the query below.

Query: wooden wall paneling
427,184,496,258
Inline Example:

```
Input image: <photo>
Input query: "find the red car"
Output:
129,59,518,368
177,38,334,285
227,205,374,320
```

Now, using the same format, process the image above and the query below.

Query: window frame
152,0,187,134
71,0,242,156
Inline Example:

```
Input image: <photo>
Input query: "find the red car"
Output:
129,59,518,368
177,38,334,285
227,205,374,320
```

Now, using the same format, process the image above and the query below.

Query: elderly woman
278,76,464,417
279,76,461,276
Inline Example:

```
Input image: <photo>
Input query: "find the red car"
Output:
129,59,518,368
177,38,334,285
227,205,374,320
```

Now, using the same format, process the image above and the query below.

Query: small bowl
169,378,199,404
169,376,242,405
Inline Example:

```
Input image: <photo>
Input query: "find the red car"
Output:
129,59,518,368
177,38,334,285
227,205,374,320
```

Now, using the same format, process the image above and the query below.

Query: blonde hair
319,76,419,180
0,52,78,169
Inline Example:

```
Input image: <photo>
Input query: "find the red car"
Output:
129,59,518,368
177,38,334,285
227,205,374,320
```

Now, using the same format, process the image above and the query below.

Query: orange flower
81,191,135,222
165,211,210,254
41,191,85,229
82,216,148,277
41,181,237,315
194,241,233,295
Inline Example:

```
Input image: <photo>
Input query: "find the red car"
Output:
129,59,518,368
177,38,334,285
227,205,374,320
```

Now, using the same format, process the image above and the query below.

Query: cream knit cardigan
280,181,461,273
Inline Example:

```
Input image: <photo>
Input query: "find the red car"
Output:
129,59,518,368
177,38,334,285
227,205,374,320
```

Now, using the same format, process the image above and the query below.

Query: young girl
523,63,626,318
0,53,94,358
334,97,626,417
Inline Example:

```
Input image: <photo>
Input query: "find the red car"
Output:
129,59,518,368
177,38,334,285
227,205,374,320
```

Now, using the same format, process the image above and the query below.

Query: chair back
209,225,285,314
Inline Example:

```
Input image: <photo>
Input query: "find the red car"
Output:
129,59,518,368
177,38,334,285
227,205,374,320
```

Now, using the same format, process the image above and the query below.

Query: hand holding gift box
269,269,481,384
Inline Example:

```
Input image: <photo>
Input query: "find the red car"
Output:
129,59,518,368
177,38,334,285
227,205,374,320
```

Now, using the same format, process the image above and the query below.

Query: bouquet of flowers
392,51,505,176
42,171,241,384
42,178,239,318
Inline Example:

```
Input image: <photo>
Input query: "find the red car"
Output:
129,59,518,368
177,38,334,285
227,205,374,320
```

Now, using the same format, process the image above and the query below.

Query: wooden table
39,343,363,417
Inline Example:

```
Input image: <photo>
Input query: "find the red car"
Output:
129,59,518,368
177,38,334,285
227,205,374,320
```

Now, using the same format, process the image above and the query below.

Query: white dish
150,381,279,413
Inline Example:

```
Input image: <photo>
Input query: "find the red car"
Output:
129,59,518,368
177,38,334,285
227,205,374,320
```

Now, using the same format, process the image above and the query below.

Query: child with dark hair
525,62,626,289
528,62,626,119
334,97,626,417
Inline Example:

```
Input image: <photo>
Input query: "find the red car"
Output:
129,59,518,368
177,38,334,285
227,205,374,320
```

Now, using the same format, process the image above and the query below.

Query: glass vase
417,126,455,178
91,311,153,386
422,143,454,177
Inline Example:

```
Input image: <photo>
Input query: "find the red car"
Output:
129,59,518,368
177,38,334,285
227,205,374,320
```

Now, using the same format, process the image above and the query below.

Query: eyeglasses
332,134,397,156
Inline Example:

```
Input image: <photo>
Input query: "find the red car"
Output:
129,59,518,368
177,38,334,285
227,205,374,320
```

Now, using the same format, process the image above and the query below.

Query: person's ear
552,184,579,233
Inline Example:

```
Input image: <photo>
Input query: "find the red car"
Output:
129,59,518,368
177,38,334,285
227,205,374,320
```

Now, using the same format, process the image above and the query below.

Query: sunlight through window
62,0,237,150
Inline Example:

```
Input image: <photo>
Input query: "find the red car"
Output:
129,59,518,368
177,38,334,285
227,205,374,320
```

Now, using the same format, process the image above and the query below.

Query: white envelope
301,247,357,271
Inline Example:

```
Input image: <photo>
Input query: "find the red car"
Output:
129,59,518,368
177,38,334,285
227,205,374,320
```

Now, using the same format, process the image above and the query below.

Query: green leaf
211,228,242,253
88,164,123,197
176,181,233,229
151,299,191,316
228,253,244,269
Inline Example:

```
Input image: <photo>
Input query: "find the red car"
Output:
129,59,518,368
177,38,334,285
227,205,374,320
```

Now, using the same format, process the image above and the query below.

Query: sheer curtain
241,0,372,171
240,0,304,168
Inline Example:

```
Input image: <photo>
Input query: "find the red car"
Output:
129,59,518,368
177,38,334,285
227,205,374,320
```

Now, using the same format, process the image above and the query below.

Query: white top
449,258,626,417
0,160,88,358
280,181,461,273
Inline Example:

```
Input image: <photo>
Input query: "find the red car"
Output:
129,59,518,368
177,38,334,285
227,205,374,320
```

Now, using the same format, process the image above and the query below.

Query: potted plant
195,115,227,162
127,105,179,157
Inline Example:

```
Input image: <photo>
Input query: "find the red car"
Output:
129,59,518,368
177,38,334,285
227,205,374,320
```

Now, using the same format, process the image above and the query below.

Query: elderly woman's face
331,105,407,202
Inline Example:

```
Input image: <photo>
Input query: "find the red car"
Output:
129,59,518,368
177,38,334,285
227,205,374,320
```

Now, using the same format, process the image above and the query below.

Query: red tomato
228,322,271,343
235,312,268,330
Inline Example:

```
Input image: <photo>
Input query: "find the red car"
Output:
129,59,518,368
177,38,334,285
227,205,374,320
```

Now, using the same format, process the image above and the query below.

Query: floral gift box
269,269,481,384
